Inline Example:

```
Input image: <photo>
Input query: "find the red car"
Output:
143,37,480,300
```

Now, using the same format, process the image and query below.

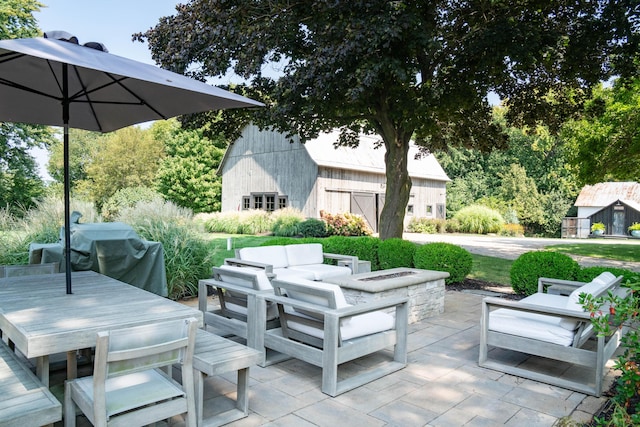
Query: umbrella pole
63,64,72,294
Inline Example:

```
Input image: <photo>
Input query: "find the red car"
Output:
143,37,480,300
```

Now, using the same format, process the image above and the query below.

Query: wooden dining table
0,270,203,386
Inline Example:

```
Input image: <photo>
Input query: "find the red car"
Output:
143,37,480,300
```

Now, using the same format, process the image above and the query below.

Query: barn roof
574,182,640,207
303,131,450,181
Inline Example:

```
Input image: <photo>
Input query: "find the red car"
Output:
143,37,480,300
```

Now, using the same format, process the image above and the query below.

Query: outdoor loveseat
225,243,357,280
479,272,627,396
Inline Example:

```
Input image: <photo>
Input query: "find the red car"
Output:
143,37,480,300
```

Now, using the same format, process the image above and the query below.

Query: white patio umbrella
0,31,263,294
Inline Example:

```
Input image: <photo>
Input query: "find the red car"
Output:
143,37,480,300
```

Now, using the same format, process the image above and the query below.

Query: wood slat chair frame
263,278,409,397
64,317,198,427
479,275,627,397
0,262,59,278
0,340,61,427
199,266,287,367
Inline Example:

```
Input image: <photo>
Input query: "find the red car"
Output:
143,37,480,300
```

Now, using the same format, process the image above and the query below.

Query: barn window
407,204,414,215
426,205,433,216
278,196,288,209
243,193,288,211
265,194,276,211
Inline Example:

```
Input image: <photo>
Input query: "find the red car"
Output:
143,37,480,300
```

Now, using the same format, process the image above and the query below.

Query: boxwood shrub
378,238,417,269
413,242,472,285
510,251,580,296
576,266,639,284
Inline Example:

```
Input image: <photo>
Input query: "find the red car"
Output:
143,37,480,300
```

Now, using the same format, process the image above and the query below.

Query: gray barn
218,125,450,231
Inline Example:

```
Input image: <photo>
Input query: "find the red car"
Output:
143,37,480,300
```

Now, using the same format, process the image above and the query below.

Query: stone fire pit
325,267,449,323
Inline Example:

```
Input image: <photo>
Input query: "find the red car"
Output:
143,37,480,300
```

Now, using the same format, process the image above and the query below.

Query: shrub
510,251,580,296
101,186,163,221
271,208,305,237
202,210,273,235
453,205,504,234
576,266,638,284
407,217,440,234
499,223,525,237
116,200,212,300
322,235,381,270
413,242,472,284
378,238,417,269
297,218,328,237
581,279,640,425
320,211,373,236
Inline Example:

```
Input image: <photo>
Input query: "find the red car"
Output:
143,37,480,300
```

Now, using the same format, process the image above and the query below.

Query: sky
31,0,184,179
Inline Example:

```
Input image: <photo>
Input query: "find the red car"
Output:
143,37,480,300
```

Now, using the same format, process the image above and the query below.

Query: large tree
138,0,638,239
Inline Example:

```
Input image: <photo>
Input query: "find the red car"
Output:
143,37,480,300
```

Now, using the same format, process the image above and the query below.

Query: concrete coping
326,267,450,292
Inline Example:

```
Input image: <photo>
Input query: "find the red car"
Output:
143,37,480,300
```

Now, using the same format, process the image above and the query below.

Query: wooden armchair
263,277,409,396
64,317,198,427
479,272,627,396
198,265,288,366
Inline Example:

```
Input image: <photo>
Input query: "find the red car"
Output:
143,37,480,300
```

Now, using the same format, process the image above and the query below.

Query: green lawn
545,243,640,263
469,254,512,285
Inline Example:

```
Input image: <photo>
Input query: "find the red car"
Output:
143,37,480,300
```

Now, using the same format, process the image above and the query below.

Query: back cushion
216,265,273,291
284,279,349,309
285,243,324,266
560,273,613,330
238,246,289,269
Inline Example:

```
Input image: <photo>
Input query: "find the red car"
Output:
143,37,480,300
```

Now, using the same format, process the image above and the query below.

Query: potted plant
591,222,605,236
628,222,640,237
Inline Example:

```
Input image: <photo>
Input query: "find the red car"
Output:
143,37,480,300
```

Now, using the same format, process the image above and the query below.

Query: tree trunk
378,133,412,240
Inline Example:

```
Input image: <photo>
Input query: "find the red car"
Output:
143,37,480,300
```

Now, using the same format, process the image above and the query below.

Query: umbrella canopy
0,33,263,293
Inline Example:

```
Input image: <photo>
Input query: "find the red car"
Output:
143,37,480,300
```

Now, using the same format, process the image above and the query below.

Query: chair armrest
537,277,587,294
323,253,359,272
224,258,274,275
482,296,592,321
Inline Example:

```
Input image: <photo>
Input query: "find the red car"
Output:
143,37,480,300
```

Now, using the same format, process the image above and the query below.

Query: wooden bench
192,329,262,427
0,340,61,427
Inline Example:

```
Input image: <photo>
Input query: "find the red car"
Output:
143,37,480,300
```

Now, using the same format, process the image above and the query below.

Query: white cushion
273,267,316,281
489,308,576,346
217,264,273,290
565,273,612,312
288,264,352,280
288,310,395,341
284,279,350,309
285,243,324,266
238,246,289,269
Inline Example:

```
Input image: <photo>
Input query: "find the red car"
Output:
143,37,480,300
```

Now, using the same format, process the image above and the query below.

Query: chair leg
63,381,76,427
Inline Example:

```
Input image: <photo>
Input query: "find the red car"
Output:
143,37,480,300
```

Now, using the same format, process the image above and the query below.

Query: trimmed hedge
510,251,580,296
413,242,472,285
378,238,417,269
576,266,639,284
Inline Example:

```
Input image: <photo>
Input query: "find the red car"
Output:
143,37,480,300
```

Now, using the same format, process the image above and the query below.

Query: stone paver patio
58,289,617,426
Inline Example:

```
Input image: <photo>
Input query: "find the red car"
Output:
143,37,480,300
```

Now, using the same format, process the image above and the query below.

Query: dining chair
64,317,198,427
0,262,59,278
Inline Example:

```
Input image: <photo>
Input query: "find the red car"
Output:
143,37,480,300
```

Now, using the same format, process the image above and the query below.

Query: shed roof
574,182,640,207
303,130,450,181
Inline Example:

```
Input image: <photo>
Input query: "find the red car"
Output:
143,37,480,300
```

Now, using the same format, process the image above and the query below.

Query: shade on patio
0,31,264,293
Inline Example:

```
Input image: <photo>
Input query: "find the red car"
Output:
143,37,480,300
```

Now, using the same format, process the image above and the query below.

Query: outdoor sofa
479,272,627,396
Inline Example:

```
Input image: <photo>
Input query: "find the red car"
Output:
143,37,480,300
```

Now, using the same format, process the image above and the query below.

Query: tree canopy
563,77,640,185
138,0,638,239
0,0,52,213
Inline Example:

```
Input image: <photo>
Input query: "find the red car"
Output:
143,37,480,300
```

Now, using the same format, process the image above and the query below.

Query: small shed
571,182,640,237
218,125,450,231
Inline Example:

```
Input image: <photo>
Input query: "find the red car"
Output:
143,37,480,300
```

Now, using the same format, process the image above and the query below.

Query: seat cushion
288,264,352,280
285,243,324,266
273,267,315,281
217,264,273,290
238,246,289,269
287,310,395,341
